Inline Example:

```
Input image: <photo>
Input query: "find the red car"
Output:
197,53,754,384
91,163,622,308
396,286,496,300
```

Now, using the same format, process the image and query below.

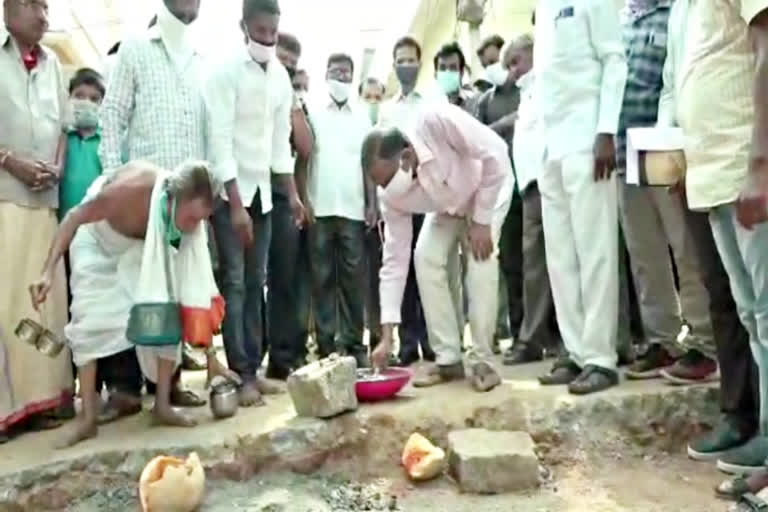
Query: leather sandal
413,363,465,388
717,478,753,501
539,358,581,385
568,365,618,395
733,493,768,511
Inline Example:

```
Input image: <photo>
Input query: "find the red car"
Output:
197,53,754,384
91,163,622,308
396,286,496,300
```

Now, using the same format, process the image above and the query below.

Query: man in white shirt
535,0,628,394
205,0,304,406
501,35,560,366
305,53,373,366
376,36,435,366
98,0,209,414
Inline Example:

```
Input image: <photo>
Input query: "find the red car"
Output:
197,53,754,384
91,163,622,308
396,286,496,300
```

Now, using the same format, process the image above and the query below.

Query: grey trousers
518,184,558,349
618,180,715,356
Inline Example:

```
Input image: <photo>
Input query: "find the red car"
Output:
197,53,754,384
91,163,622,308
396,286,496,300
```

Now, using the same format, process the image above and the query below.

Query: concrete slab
448,429,539,493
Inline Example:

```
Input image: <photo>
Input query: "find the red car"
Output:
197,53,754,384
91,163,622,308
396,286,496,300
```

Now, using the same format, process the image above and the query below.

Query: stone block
287,354,358,418
448,429,539,494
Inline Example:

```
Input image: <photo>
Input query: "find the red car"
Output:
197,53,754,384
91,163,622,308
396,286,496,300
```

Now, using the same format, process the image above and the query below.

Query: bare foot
238,381,265,407
55,419,98,449
256,378,285,395
151,406,197,427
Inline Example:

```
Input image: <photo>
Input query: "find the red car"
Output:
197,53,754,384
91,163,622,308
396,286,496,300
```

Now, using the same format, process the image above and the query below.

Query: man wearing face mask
302,53,373,366
376,36,436,366
264,31,314,380
476,38,525,362
206,0,305,405
98,0,211,411
363,104,514,391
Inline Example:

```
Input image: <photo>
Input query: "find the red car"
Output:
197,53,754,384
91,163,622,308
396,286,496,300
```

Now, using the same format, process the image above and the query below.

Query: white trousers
414,177,513,368
539,151,619,370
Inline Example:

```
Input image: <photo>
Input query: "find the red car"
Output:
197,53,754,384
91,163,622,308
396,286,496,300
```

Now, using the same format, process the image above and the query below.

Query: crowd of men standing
6,0,768,503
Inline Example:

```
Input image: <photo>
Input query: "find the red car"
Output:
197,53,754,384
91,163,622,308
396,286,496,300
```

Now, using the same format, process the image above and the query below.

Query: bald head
501,33,534,83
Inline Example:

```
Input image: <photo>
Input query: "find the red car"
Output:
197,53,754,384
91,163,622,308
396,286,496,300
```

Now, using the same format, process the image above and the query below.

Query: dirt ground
66,450,727,512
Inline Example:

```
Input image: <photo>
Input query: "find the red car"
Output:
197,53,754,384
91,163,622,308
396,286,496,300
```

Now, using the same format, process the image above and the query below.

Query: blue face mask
160,190,183,244
436,70,461,95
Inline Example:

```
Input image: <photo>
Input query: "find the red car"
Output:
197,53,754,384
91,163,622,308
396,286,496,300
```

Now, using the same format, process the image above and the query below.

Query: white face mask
71,99,100,129
485,62,510,87
383,167,413,200
327,79,351,103
156,0,192,50
247,38,275,63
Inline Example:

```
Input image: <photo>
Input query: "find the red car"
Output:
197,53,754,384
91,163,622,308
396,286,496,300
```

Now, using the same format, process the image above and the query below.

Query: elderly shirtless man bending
29,160,239,447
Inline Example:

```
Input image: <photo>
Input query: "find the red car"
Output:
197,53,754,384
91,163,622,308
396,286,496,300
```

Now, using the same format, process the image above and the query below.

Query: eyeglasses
18,0,49,13
327,69,353,81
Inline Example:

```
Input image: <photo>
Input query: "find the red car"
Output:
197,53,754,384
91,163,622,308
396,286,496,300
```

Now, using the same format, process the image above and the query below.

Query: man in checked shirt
616,0,717,385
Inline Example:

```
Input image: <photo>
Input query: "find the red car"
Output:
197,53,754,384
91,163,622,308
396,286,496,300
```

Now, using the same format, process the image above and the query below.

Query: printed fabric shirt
0,24,70,208
616,1,672,172
378,103,513,324
676,0,766,209
99,26,207,173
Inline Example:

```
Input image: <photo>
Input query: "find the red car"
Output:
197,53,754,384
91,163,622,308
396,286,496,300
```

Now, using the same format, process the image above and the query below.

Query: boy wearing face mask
302,53,373,367
59,68,105,223
205,0,305,406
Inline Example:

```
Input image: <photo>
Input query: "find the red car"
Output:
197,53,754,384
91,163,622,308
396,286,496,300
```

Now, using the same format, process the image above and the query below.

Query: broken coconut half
401,432,446,481
139,452,205,512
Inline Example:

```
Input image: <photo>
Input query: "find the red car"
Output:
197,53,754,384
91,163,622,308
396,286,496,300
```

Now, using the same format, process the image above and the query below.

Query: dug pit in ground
0,361,725,511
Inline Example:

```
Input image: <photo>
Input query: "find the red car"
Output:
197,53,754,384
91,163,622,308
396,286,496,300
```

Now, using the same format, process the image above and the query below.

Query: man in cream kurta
673,0,768,477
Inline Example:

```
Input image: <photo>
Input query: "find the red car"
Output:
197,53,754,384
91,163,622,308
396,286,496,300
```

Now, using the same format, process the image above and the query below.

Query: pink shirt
379,103,513,324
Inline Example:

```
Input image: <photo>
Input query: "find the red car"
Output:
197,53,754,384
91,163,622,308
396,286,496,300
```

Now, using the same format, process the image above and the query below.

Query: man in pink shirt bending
361,104,514,392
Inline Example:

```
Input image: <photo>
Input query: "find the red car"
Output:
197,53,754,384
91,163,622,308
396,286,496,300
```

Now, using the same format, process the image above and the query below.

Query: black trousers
365,226,383,349
399,214,432,361
309,216,366,357
684,207,758,432
499,189,524,338
265,189,311,371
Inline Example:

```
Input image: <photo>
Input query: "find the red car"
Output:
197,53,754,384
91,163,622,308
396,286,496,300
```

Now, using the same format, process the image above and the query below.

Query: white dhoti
65,219,181,382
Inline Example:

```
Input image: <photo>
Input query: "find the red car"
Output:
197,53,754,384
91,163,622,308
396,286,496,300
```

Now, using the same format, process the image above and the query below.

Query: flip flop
25,415,63,431
717,477,753,501
731,493,768,511
170,388,207,408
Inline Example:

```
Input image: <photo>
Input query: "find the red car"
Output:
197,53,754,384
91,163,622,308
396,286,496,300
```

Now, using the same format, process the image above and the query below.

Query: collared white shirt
512,71,545,193
377,88,448,132
675,0,762,210
0,25,69,208
306,97,372,221
205,48,294,212
534,0,628,161
99,26,207,173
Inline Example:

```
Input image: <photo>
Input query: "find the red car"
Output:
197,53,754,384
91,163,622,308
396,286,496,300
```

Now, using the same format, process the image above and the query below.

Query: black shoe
567,365,618,395
503,342,543,366
422,349,436,362
539,358,581,385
